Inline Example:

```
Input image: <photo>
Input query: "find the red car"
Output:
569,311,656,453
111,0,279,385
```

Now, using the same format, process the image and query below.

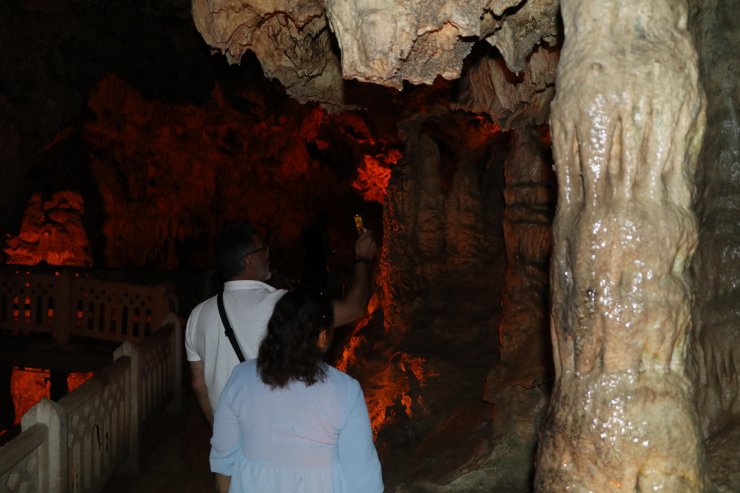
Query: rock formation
4,191,93,267
689,2,740,490
535,0,707,490
484,125,554,490
82,73,397,270
191,0,560,108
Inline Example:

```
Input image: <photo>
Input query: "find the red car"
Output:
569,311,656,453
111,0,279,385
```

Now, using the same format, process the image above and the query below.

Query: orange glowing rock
538,124,551,147
68,372,94,392
333,292,430,436
11,368,48,426
84,74,392,269
365,363,400,433
10,368,94,426
4,192,93,266
473,115,501,137
401,393,413,417
365,292,380,315
337,293,379,372
362,352,437,436
336,335,365,372
351,151,401,204
399,353,438,386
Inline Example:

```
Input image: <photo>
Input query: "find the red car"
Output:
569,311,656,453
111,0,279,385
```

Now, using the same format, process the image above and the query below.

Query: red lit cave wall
80,74,400,271
337,111,508,453
352,150,400,203
6,369,92,431
4,191,92,267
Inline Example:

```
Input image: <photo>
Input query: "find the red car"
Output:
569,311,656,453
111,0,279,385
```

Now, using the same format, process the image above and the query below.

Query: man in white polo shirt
185,221,376,425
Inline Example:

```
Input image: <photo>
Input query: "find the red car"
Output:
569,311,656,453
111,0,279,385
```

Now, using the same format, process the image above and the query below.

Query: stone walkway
102,389,215,493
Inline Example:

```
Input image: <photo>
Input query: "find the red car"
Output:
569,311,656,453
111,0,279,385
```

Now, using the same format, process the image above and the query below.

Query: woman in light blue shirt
210,290,384,493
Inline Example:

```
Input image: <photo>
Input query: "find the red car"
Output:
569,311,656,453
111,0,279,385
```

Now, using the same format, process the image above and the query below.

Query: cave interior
1,0,739,491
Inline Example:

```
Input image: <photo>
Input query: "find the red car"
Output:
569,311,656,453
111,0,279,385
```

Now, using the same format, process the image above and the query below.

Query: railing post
163,313,183,414
113,342,140,475
53,269,72,346
22,399,67,493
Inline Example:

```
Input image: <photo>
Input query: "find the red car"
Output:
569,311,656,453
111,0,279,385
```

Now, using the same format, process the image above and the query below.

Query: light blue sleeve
209,367,242,476
337,383,384,493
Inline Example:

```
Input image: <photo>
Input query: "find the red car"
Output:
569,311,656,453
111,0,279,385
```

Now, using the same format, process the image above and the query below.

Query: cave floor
101,387,214,493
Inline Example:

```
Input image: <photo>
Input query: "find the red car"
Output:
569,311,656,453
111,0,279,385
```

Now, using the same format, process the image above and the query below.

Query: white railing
0,321,182,493
0,268,178,344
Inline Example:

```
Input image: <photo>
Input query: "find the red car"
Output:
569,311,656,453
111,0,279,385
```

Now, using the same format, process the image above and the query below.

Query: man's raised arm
333,229,377,327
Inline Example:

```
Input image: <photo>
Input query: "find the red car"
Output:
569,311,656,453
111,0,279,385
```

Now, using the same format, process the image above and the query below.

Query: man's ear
242,252,256,271
318,329,329,352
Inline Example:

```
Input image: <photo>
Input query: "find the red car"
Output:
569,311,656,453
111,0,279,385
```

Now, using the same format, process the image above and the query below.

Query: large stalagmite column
535,1,707,492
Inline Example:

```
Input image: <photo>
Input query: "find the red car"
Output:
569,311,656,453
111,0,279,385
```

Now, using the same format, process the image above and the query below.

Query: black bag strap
217,291,246,363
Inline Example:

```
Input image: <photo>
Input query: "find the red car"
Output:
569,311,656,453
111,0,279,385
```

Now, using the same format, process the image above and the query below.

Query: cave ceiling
0,0,560,267
192,0,561,114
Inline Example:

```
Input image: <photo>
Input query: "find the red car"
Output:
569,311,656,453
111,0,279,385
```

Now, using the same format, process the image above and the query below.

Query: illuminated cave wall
335,109,512,485
6,75,401,273
83,73,401,271
4,191,92,266
1,0,402,273
7,369,92,430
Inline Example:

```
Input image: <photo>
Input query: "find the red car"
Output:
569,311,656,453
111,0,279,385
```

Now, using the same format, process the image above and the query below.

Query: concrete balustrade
0,267,178,344
0,422,50,492
0,323,181,493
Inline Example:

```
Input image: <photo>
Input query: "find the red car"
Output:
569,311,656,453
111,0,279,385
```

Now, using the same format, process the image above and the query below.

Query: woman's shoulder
229,359,260,382
323,365,362,395
219,360,260,405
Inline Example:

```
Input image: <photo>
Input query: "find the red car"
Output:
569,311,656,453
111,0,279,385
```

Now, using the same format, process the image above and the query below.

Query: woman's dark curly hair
258,290,334,389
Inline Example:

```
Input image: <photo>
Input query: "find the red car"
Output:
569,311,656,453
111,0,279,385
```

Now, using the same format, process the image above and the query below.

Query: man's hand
355,229,377,260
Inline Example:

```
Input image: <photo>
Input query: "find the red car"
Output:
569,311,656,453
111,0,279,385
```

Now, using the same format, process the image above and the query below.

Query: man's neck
229,274,259,282
229,271,269,283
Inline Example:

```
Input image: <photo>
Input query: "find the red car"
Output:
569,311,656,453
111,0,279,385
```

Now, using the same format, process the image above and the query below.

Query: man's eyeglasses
244,245,268,257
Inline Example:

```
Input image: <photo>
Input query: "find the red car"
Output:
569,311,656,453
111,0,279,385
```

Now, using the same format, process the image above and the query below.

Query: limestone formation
535,0,707,490
372,112,506,488
484,125,553,489
380,113,501,313
4,191,93,267
191,0,346,108
456,45,558,127
482,0,560,74
326,0,480,88
689,0,740,440
82,74,396,270
191,0,562,108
